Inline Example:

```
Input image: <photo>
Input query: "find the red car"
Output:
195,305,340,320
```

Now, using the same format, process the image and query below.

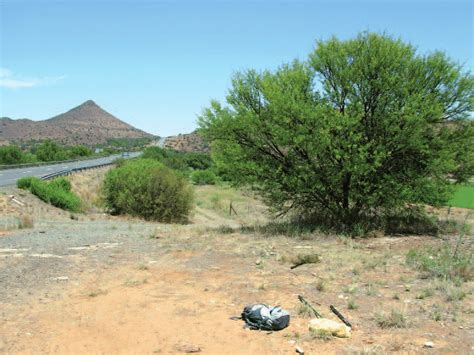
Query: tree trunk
342,172,351,210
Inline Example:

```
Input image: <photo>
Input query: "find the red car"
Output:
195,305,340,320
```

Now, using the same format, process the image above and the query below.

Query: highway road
0,152,141,187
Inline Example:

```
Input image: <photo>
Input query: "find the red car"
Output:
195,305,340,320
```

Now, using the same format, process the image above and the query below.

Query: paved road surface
0,152,141,187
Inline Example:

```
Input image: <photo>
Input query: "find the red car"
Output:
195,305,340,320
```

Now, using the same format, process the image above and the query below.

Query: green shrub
191,169,217,185
142,147,212,172
103,159,194,223
29,179,81,211
17,176,40,189
18,176,81,211
406,245,473,282
49,177,72,192
113,157,127,167
375,309,408,329
0,145,36,165
33,140,70,161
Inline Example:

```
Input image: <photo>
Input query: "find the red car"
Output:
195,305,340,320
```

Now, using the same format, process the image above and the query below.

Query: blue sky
0,0,472,136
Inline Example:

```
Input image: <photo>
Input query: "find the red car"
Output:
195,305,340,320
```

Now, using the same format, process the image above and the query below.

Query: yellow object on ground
308,318,352,338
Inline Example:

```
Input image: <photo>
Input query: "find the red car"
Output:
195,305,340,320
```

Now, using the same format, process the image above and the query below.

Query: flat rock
175,344,201,353
309,318,351,338
51,276,69,281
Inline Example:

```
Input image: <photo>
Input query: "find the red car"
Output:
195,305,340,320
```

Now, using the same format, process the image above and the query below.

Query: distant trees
69,145,93,158
1,141,96,166
142,146,213,172
34,140,70,161
0,145,36,165
199,32,474,231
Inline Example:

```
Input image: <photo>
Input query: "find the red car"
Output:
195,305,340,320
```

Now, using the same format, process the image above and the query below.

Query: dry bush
68,168,109,212
375,309,409,329
18,214,34,229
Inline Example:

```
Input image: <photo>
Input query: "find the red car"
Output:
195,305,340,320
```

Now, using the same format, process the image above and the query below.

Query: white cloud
0,68,65,89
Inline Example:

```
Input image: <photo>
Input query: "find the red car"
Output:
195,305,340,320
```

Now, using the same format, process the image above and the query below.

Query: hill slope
163,131,209,153
0,100,153,145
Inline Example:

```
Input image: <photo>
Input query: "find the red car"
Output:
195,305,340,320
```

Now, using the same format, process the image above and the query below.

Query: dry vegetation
163,131,209,153
67,167,111,212
1,171,473,353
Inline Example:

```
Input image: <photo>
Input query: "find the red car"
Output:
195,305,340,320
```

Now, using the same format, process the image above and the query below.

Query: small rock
51,276,69,281
309,318,351,338
288,340,296,345
295,345,304,354
424,341,434,348
176,344,201,353
255,259,262,265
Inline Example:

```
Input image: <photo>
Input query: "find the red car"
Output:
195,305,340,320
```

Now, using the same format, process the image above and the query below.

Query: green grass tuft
376,309,408,329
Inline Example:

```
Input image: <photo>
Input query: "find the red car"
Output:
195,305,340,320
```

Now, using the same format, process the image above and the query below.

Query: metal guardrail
1,151,143,171
40,162,114,181
0,155,114,171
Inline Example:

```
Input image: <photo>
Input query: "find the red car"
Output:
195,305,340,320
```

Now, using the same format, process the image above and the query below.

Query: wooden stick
290,263,303,269
229,201,238,216
330,305,352,328
298,295,322,318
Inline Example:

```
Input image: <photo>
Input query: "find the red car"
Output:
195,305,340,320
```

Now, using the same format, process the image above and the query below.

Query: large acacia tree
199,33,473,229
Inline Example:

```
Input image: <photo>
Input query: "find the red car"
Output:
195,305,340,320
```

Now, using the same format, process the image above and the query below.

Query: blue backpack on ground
241,304,290,331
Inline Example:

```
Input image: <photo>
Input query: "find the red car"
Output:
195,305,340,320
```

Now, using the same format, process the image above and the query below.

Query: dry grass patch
68,167,110,212
18,214,34,229
375,308,409,329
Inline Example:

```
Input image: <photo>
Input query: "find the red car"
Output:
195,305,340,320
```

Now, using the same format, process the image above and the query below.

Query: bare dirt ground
0,171,473,353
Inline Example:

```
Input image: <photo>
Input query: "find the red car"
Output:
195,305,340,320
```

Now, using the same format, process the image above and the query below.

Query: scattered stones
30,253,63,259
424,341,434,348
68,242,121,251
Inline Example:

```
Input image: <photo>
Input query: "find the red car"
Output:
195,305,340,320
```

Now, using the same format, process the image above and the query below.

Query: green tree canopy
34,140,70,162
199,33,474,230
0,145,36,165
69,145,93,158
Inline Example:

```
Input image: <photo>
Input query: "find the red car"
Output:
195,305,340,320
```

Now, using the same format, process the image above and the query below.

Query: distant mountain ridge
0,100,154,146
